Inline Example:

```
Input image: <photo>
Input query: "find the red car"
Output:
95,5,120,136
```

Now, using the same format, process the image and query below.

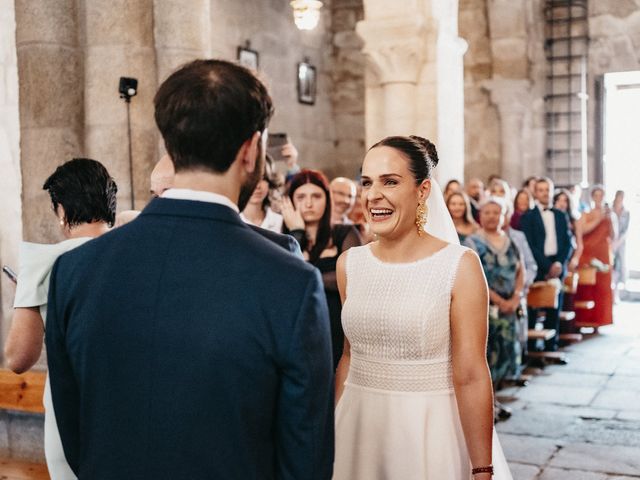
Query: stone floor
498,300,640,479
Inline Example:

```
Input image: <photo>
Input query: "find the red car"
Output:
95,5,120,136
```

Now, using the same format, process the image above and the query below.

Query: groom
46,60,334,479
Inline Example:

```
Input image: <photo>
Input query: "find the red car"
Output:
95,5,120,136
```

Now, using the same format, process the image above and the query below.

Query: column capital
481,78,531,113
356,16,434,85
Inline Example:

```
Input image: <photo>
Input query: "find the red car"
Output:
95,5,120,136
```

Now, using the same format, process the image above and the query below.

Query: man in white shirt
520,177,573,351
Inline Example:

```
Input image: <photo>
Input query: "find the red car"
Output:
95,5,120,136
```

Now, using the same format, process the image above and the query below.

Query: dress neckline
365,242,452,266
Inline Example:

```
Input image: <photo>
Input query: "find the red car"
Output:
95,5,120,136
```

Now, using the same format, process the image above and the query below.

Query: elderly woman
5,158,117,480
468,197,525,419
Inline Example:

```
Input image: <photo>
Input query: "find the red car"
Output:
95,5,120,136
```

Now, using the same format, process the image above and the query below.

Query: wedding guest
5,158,117,480
612,190,630,295
329,177,357,225
510,189,534,230
446,191,478,243
489,178,512,199
520,177,573,351
444,179,462,198
240,155,284,233
282,169,362,368
466,177,484,222
333,135,511,479
522,176,538,195
468,197,525,419
574,185,616,328
554,188,583,271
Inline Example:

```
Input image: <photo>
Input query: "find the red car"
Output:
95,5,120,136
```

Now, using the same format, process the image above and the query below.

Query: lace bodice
342,243,468,392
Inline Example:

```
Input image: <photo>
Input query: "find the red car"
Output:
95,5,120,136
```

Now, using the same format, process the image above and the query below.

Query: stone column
15,0,83,242
83,0,158,210
153,0,210,84
357,0,466,182
483,79,531,185
356,15,428,142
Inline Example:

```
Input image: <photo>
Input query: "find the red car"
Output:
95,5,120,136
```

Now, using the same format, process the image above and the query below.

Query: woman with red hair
282,169,362,368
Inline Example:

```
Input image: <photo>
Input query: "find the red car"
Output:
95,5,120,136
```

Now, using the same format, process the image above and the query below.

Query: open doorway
603,70,640,297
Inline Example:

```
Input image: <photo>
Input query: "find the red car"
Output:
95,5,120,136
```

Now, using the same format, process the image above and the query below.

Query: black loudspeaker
119,77,138,100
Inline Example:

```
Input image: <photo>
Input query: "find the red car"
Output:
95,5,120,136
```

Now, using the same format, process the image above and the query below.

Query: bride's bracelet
472,465,494,476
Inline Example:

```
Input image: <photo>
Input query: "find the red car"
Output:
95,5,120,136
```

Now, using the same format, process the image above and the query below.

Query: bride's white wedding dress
333,243,513,480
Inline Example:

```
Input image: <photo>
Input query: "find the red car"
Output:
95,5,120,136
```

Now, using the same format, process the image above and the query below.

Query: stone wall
459,0,500,182
459,0,547,186
0,0,22,362
330,0,366,178
209,0,340,177
587,0,640,182
461,0,640,186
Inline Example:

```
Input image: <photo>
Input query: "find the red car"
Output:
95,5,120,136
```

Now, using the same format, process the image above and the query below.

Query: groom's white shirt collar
161,188,239,213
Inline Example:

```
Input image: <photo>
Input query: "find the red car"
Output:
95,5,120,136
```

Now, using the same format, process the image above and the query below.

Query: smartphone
267,132,289,162
2,265,17,284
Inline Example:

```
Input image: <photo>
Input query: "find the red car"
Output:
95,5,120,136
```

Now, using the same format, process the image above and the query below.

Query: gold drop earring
415,202,428,236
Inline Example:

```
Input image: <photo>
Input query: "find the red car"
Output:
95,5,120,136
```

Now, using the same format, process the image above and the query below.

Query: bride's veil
423,179,460,246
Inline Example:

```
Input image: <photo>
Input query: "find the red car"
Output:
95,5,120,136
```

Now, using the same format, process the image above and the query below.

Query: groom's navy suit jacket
520,206,573,281
46,198,334,480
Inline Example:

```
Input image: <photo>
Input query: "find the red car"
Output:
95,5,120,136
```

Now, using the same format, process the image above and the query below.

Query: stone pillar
357,0,466,182
15,0,83,242
83,0,158,210
483,79,531,185
153,0,210,84
356,14,428,142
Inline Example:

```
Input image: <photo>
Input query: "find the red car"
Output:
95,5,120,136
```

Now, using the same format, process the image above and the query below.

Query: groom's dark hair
154,59,274,174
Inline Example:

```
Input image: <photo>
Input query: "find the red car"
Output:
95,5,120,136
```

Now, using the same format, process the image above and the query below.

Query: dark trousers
528,290,563,351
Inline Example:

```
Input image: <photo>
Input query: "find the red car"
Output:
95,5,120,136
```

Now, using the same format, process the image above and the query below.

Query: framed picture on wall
297,61,316,105
237,46,259,70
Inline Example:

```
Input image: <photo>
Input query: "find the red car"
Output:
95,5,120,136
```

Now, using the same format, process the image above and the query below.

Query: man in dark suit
46,59,334,479
520,177,573,351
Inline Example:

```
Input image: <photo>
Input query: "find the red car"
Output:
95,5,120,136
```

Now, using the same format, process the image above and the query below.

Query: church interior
1,1,640,478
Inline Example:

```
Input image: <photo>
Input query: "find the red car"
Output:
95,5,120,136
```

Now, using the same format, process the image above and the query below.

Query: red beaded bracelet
472,465,494,475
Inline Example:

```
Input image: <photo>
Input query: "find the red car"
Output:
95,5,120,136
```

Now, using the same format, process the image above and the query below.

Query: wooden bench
0,369,49,479
527,351,567,364
527,329,556,341
559,311,576,322
0,457,49,480
0,369,45,414
575,300,596,310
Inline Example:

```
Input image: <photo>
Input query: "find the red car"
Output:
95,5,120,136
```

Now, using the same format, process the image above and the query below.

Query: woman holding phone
5,158,117,480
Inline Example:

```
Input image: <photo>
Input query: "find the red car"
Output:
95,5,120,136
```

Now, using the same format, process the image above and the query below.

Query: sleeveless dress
333,243,512,480
13,238,92,480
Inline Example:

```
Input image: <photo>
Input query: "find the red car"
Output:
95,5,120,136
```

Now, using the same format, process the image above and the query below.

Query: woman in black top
282,169,362,368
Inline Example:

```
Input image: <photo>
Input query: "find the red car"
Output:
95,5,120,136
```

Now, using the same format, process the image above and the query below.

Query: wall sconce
290,0,323,31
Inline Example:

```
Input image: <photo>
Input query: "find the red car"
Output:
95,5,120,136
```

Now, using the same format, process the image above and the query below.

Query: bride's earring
415,202,428,235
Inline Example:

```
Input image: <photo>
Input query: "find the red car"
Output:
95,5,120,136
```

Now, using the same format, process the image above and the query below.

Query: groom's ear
239,131,261,174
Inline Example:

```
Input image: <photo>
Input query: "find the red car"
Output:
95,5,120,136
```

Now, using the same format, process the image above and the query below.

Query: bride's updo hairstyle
370,135,439,185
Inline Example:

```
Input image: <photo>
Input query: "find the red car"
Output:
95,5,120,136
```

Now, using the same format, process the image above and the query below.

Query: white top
14,238,93,321
240,207,284,233
162,188,239,212
537,203,558,256
341,242,468,392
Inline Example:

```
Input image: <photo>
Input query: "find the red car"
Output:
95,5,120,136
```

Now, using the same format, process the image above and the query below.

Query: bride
333,136,512,479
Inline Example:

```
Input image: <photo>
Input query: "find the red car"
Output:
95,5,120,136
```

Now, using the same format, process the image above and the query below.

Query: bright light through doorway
604,70,640,284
